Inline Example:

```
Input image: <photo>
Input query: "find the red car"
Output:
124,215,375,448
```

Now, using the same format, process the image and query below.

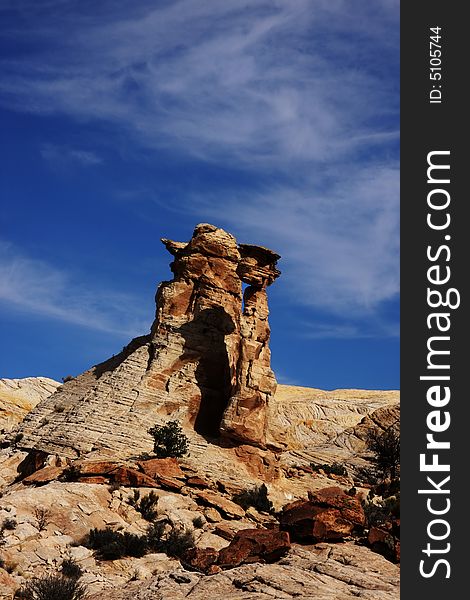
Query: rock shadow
177,306,235,438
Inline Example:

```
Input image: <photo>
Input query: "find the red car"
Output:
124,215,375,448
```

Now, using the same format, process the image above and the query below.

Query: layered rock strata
0,378,60,434
15,224,280,457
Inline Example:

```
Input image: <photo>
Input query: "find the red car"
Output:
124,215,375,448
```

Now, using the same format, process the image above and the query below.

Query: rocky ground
0,379,399,599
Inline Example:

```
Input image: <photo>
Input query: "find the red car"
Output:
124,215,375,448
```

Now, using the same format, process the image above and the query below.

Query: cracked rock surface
89,543,399,600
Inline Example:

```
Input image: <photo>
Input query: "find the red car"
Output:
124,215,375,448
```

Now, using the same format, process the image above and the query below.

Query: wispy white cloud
0,0,399,338
0,241,148,337
0,0,398,169
180,164,399,322
40,143,103,167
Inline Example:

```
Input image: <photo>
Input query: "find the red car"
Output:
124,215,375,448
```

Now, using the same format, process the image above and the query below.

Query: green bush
310,462,347,477
84,527,146,560
366,425,400,481
145,521,195,557
164,528,195,558
233,483,274,514
192,515,205,529
145,520,167,553
16,575,87,600
84,522,195,561
148,420,189,458
128,490,159,521
60,558,83,580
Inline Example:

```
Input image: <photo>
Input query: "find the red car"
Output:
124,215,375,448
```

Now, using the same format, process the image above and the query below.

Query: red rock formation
137,458,185,480
182,529,291,573
16,224,280,456
368,518,400,563
280,486,365,542
182,547,220,574
147,224,280,446
218,529,291,568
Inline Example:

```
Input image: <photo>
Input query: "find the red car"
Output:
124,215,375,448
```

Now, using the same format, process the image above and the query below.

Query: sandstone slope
0,377,60,434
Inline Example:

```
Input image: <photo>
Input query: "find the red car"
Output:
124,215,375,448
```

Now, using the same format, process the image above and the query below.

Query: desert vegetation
147,420,189,458
232,484,274,514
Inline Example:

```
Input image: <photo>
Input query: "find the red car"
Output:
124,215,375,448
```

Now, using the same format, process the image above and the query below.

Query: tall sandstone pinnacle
17,224,280,457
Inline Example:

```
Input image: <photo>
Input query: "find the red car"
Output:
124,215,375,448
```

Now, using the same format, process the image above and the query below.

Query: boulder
218,528,290,568
182,547,220,574
108,466,158,488
368,518,400,563
22,465,65,485
193,490,245,519
138,458,185,480
280,486,365,542
156,476,185,491
74,460,122,476
186,476,210,489
233,445,280,481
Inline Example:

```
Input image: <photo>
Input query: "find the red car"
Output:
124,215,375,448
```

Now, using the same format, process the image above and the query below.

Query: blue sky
0,0,399,390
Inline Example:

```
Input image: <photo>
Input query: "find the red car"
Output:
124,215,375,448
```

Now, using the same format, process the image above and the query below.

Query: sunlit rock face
15,224,280,457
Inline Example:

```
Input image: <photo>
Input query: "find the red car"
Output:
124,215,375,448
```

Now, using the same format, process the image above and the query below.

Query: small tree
366,425,400,481
148,420,189,458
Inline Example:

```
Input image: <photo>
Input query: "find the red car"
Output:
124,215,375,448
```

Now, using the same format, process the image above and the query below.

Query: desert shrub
192,515,205,529
363,493,400,529
354,466,379,486
165,529,195,558
122,532,147,558
108,481,121,493
84,527,146,560
4,559,17,573
16,574,87,600
61,558,83,580
148,420,189,458
165,528,195,558
363,499,391,528
310,462,348,477
366,425,400,481
62,375,74,383
233,483,274,514
13,433,24,445
83,521,195,562
128,490,159,521
145,520,167,552
53,404,65,413
145,521,195,557
1,517,17,531
34,507,51,531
